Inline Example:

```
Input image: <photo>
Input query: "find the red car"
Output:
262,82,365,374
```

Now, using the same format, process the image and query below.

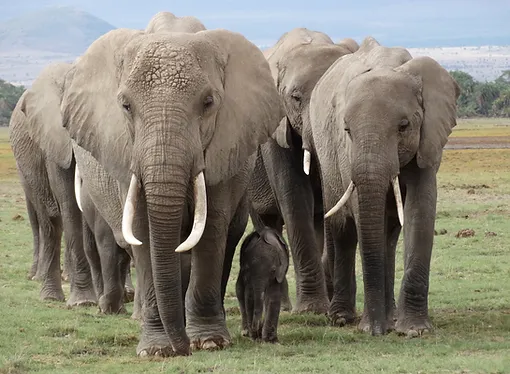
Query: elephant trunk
351,145,398,335
128,111,204,354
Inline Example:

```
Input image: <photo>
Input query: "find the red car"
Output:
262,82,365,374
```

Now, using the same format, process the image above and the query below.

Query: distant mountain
1,1,509,49
0,6,116,54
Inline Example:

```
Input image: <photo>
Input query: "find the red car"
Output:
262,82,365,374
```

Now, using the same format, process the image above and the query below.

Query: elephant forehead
131,41,198,90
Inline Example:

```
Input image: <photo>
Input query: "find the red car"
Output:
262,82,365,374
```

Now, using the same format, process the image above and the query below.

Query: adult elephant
248,28,357,314
73,11,207,316
308,37,460,336
61,27,282,357
9,63,96,306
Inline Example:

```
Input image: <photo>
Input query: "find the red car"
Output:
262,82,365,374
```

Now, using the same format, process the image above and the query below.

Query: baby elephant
236,227,289,343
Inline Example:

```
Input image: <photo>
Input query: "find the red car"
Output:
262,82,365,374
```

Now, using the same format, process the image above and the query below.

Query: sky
1,0,509,47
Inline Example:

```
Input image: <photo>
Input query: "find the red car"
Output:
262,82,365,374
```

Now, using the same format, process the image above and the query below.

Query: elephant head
313,36,460,218
61,28,282,350
145,11,206,34
264,28,357,174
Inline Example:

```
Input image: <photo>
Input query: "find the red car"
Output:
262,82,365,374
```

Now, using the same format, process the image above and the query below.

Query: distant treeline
450,70,510,118
1,70,510,126
0,79,25,126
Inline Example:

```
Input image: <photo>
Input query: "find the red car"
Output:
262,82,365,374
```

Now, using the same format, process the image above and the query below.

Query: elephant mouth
120,171,208,252
324,176,404,226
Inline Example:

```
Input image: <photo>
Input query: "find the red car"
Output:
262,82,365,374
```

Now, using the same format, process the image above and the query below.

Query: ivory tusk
122,174,142,246
74,165,83,212
303,150,311,175
325,180,355,218
175,172,207,253
392,176,404,227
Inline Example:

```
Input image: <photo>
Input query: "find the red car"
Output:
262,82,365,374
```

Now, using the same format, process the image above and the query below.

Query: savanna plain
1,119,510,374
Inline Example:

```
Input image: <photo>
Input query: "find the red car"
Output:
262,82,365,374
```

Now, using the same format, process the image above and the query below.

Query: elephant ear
61,29,145,186
199,30,284,185
396,56,460,169
272,117,292,148
261,229,289,283
20,63,74,169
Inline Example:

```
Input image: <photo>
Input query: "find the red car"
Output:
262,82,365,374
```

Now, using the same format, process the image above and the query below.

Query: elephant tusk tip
126,237,142,246
174,247,192,253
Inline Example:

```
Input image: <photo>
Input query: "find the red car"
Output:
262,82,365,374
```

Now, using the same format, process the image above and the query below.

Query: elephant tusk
303,150,311,175
325,180,355,219
175,172,207,253
392,176,404,227
74,165,83,212
122,174,142,246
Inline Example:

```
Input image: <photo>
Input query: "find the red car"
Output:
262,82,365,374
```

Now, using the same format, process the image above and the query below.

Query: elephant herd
8,11,460,357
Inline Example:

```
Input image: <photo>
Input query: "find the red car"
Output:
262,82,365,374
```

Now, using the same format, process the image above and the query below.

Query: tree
0,79,26,126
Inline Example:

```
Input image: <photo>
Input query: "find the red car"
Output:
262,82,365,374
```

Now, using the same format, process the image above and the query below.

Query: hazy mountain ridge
0,5,508,86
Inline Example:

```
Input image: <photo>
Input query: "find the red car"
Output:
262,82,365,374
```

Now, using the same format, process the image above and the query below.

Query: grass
1,118,510,373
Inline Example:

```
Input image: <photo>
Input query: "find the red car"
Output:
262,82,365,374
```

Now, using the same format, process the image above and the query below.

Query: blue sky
2,0,509,47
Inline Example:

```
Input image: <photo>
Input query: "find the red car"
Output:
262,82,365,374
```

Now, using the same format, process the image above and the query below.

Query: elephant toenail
407,329,419,338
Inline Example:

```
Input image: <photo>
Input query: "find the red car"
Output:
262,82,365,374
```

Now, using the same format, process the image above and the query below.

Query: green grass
1,120,510,373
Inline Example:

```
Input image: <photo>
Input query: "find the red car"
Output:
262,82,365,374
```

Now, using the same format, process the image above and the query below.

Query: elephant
248,28,358,314
307,37,460,336
236,227,289,343
71,11,208,316
60,24,282,357
145,11,206,33
8,63,96,306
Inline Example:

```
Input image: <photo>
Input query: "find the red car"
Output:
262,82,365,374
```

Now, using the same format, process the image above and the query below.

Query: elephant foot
98,294,127,314
137,330,190,357
66,288,97,308
292,298,329,315
40,287,65,302
357,312,394,335
395,316,433,338
124,286,135,303
328,310,356,327
187,316,231,351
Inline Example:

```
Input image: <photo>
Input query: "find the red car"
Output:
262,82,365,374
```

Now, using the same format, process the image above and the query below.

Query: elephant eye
344,127,351,135
122,103,131,113
291,91,302,102
398,119,410,132
203,95,214,109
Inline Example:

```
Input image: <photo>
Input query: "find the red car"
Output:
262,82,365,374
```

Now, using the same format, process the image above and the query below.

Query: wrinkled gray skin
61,23,282,357
8,63,96,306
72,12,206,316
236,227,289,343
309,37,460,336
248,28,358,314
80,182,134,313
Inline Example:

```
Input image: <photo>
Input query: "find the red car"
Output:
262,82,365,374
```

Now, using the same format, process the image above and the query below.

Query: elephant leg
48,164,96,308
323,221,334,301
396,168,435,337
123,259,135,303
236,276,249,336
94,217,129,314
329,215,357,326
25,194,40,280
261,140,328,314
221,194,249,304
38,214,65,302
82,217,103,300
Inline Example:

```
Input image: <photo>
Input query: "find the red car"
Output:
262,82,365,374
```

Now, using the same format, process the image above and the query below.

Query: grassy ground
1,119,510,373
